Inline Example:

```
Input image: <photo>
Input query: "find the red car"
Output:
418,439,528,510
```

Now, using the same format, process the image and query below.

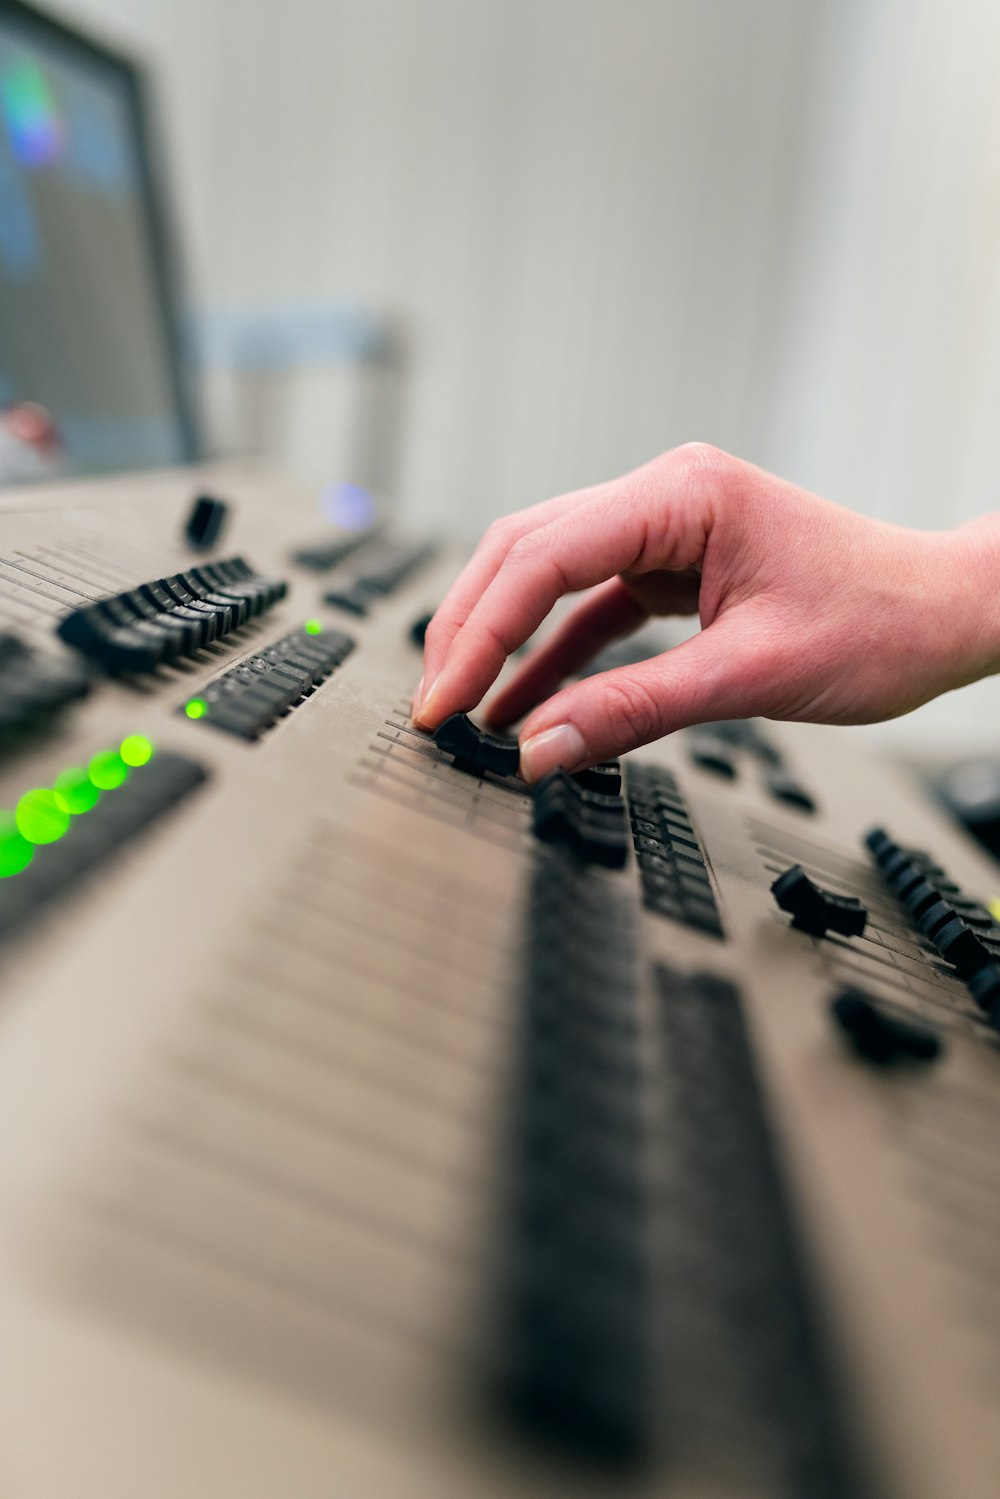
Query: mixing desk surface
1,465,1000,1499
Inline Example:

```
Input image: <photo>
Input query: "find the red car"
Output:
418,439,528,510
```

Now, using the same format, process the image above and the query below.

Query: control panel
0,464,997,1499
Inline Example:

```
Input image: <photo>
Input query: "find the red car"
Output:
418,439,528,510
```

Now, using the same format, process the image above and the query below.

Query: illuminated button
0,810,33,876
185,698,207,720
304,619,323,636
120,734,154,767
15,788,70,844
53,767,100,815
88,750,129,790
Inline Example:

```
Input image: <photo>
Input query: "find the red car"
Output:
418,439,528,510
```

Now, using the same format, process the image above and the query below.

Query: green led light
304,619,323,636
15,787,70,845
0,810,33,877
185,698,207,720
88,750,128,790
120,734,154,767
53,766,100,815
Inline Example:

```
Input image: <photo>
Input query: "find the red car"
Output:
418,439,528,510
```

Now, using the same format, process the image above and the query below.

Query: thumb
517,614,771,781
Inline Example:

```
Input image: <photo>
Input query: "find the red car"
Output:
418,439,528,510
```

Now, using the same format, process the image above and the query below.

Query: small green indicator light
120,734,154,767
0,810,33,877
185,698,207,720
53,767,100,815
88,750,128,790
304,619,323,636
15,788,70,845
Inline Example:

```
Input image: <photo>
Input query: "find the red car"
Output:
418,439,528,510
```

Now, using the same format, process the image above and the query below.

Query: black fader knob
830,988,942,1067
771,864,867,939
186,493,230,550
433,712,520,778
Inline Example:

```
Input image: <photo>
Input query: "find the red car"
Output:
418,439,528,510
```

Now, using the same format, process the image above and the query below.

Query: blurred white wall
46,0,1000,746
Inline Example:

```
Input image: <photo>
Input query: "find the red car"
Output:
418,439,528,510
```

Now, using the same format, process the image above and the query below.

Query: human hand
413,444,1000,780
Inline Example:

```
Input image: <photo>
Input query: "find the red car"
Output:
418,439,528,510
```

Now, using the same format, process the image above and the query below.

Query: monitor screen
0,0,197,474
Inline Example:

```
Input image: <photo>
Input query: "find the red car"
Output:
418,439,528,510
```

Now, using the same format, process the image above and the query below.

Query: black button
771,865,867,938
830,988,942,1066
185,493,229,549
433,712,520,777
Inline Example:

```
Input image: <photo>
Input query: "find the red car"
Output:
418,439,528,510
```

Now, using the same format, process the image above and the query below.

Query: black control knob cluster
501,853,647,1462
185,626,355,741
830,987,942,1067
771,864,867,938
324,541,435,618
0,631,90,737
533,766,628,869
432,712,520,777
865,828,999,976
57,557,287,674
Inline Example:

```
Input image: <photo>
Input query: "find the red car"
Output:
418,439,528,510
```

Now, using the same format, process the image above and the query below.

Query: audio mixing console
1,465,999,1499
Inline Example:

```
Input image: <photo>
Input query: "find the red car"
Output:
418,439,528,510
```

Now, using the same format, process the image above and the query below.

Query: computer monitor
0,0,198,474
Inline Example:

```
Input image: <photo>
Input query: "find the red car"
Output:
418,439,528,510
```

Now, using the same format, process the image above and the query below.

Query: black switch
830,989,942,1066
932,918,992,974
764,768,817,813
771,864,867,938
687,734,737,779
433,712,520,777
185,493,229,550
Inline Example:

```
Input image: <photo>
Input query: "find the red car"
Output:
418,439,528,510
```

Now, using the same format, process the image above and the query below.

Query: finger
486,577,660,729
516,613,770,780
420,485,606,691
417,469,714,730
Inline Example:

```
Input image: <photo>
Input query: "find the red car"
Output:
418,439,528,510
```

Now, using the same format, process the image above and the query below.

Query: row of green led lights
184,619,325,721
0,735,154,879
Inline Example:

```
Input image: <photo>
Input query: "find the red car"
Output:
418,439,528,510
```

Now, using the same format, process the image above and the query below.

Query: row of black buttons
626,764,724,938
0,631,91,737
654,965,862,1493
57,557,287,674
532,764,628,868
866,827,1000,1031
500,849,647,1463
0,752,208,944
183,627,355,741
324,541,436,618
865,828,1000,974
686,719,817,813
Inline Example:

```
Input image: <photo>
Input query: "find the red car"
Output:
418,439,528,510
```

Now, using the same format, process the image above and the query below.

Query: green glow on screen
88,750,128,790
120,734,154,767
15,788,70,845
304,619,323,636
0,810,33,877
54,767,100,815
185,698,207,720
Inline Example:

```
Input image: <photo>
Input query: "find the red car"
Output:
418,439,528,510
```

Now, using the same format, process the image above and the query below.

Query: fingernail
519,724,587,782
410,675,424,720
413,673,440,727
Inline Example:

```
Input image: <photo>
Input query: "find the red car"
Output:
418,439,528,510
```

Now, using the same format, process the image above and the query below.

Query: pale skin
412,443,1000,781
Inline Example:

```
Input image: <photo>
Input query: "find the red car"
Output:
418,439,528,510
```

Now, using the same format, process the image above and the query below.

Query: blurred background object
7,0,1000,745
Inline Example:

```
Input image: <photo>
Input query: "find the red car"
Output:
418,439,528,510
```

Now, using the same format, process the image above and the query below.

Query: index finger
421,486,604,689
417,474,711,728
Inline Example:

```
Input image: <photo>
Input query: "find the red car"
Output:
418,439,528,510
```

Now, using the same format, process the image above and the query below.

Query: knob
433,712,520,778
830,988,942,1066
771,865,867,938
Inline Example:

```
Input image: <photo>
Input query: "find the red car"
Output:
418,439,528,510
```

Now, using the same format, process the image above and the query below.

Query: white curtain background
47,0,1000,747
